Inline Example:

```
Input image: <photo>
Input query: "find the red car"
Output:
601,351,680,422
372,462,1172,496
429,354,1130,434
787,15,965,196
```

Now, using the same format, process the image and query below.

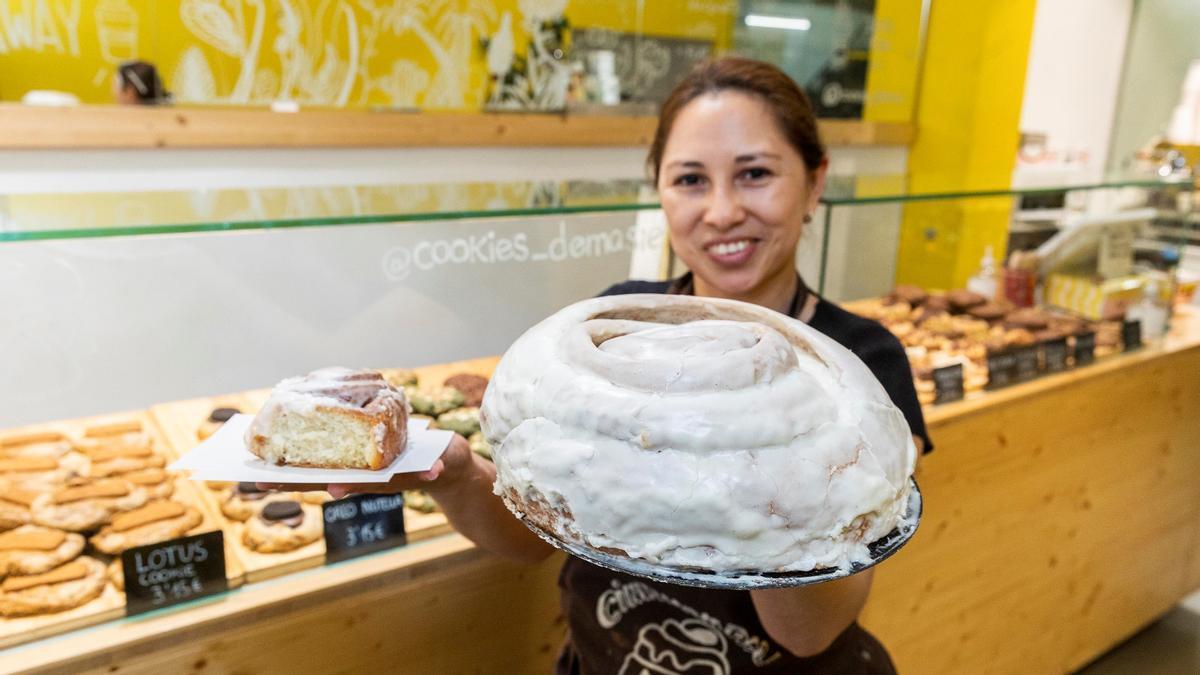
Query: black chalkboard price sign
1122,319,1142,352
323,493,407,563
932,363,965,404
986,350,1018,390
1042,337,1070,373
1074,332,1096,366
121,530,227,616
1014,345,1040,381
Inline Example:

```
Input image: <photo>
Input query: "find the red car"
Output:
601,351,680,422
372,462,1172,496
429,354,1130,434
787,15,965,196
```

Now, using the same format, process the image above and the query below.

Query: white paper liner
169,414,453,483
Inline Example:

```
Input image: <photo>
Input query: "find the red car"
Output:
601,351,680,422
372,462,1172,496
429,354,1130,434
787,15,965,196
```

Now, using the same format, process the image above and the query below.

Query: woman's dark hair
117,61,170,105
648,56,825,182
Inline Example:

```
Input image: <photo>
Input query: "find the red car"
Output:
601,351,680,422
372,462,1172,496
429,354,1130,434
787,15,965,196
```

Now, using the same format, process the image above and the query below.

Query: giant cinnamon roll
483,294,917,574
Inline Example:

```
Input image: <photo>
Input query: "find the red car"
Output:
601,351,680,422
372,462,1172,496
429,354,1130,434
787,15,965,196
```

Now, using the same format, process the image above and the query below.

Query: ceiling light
745,14,811,31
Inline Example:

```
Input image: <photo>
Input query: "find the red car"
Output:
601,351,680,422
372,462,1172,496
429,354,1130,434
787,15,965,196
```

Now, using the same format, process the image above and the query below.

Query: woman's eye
740,167,772,181
673,174,705,187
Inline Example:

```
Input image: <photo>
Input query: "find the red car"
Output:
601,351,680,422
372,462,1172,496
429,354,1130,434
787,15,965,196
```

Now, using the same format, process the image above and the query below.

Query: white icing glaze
482,294,917,573
246,367,410,454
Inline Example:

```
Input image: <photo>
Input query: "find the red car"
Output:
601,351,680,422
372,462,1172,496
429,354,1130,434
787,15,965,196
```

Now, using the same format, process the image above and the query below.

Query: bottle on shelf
1127,280,1169,341
967,246,999,300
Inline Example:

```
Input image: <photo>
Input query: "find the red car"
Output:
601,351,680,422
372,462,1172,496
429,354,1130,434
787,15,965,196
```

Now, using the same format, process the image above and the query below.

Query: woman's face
657,91,826,299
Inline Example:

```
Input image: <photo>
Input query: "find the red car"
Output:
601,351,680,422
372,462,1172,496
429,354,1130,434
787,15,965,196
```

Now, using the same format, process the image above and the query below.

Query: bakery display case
2,175,1199,674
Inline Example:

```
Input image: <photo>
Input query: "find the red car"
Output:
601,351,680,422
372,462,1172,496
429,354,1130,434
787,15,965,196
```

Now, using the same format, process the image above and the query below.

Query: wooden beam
0,104,913,149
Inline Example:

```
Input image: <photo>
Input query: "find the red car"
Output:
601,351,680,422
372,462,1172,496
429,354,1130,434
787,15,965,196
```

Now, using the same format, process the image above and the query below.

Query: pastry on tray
0,438,73,459
443,374,489,408
245,368,409,470
0,556,107,617
468,432,492,460
242,500,322,553
0,525,85,577
382,368,419,389
0,484,40,531
82,448,166,479
31,479,149,532
408,385,464,417
221,483,295,522
122,468,175,500
0,457,74,488
435,407,481,437
300,491,333,506
198,407,241,441
89,501,204,554
404,490,439,514
107,559,124,591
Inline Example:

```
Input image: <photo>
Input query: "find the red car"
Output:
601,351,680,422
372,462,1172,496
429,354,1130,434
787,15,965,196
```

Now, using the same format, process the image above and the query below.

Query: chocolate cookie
890,284,928,306
443,374,489,408
242,500,322,553
198,407,241,440
947,289,987,312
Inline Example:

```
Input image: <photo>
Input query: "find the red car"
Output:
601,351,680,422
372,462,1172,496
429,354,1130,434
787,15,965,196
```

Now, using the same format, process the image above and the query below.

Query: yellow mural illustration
0,0,737,110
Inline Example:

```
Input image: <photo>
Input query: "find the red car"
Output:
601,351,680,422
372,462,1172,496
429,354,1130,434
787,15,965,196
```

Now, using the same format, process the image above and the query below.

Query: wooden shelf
0,104,913,149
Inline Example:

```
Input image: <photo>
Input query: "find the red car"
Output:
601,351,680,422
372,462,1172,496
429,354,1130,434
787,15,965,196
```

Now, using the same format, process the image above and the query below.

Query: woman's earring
803,214,813,224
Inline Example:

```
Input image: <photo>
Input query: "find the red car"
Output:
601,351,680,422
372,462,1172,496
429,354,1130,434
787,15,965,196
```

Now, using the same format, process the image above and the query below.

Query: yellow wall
862,0,922,123
893,0,1038,290
0,0,735,109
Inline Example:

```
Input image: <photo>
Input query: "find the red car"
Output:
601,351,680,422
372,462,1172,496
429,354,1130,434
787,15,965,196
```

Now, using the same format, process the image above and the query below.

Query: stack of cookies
0,420,208,621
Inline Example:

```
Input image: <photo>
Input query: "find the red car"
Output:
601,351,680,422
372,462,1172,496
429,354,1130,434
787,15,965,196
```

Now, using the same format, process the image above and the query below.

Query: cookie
382,369,419,389
0,556,107,617
89,501,204,554
0,484,40,531
435,407,481,437
408,385,465,417
0,438,73,459
242,500,322,553
221,483,295,522
72,431,151,457
31,479,149,532
108,558,124,592
923,294,951,314
966,302,1009,322
0,456,74,488
122,468,175,500
0,525,85,577
947,289,987,312
300,492,333,506
443,374,489,408
468,432,492,460
890,284,928,306
404,490,439,514
1004,307,1052,331
198,407,240,441
84,452,166,479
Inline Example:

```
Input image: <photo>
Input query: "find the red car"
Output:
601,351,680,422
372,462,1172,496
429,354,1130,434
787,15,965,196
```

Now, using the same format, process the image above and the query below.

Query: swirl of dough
483,294,917,574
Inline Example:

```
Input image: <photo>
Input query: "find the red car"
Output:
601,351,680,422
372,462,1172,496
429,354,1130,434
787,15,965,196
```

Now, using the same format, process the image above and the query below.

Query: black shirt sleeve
853,326,934,454
597,279,673,297
811,301,933,454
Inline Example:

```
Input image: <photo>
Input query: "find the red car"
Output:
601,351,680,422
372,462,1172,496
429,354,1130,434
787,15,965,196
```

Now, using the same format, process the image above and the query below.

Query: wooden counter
0,104,914,149
4,309,1198,674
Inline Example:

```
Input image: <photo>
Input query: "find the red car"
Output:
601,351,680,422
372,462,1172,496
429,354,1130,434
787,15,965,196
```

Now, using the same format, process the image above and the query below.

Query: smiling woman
278,55,928,675
650,57,827,314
